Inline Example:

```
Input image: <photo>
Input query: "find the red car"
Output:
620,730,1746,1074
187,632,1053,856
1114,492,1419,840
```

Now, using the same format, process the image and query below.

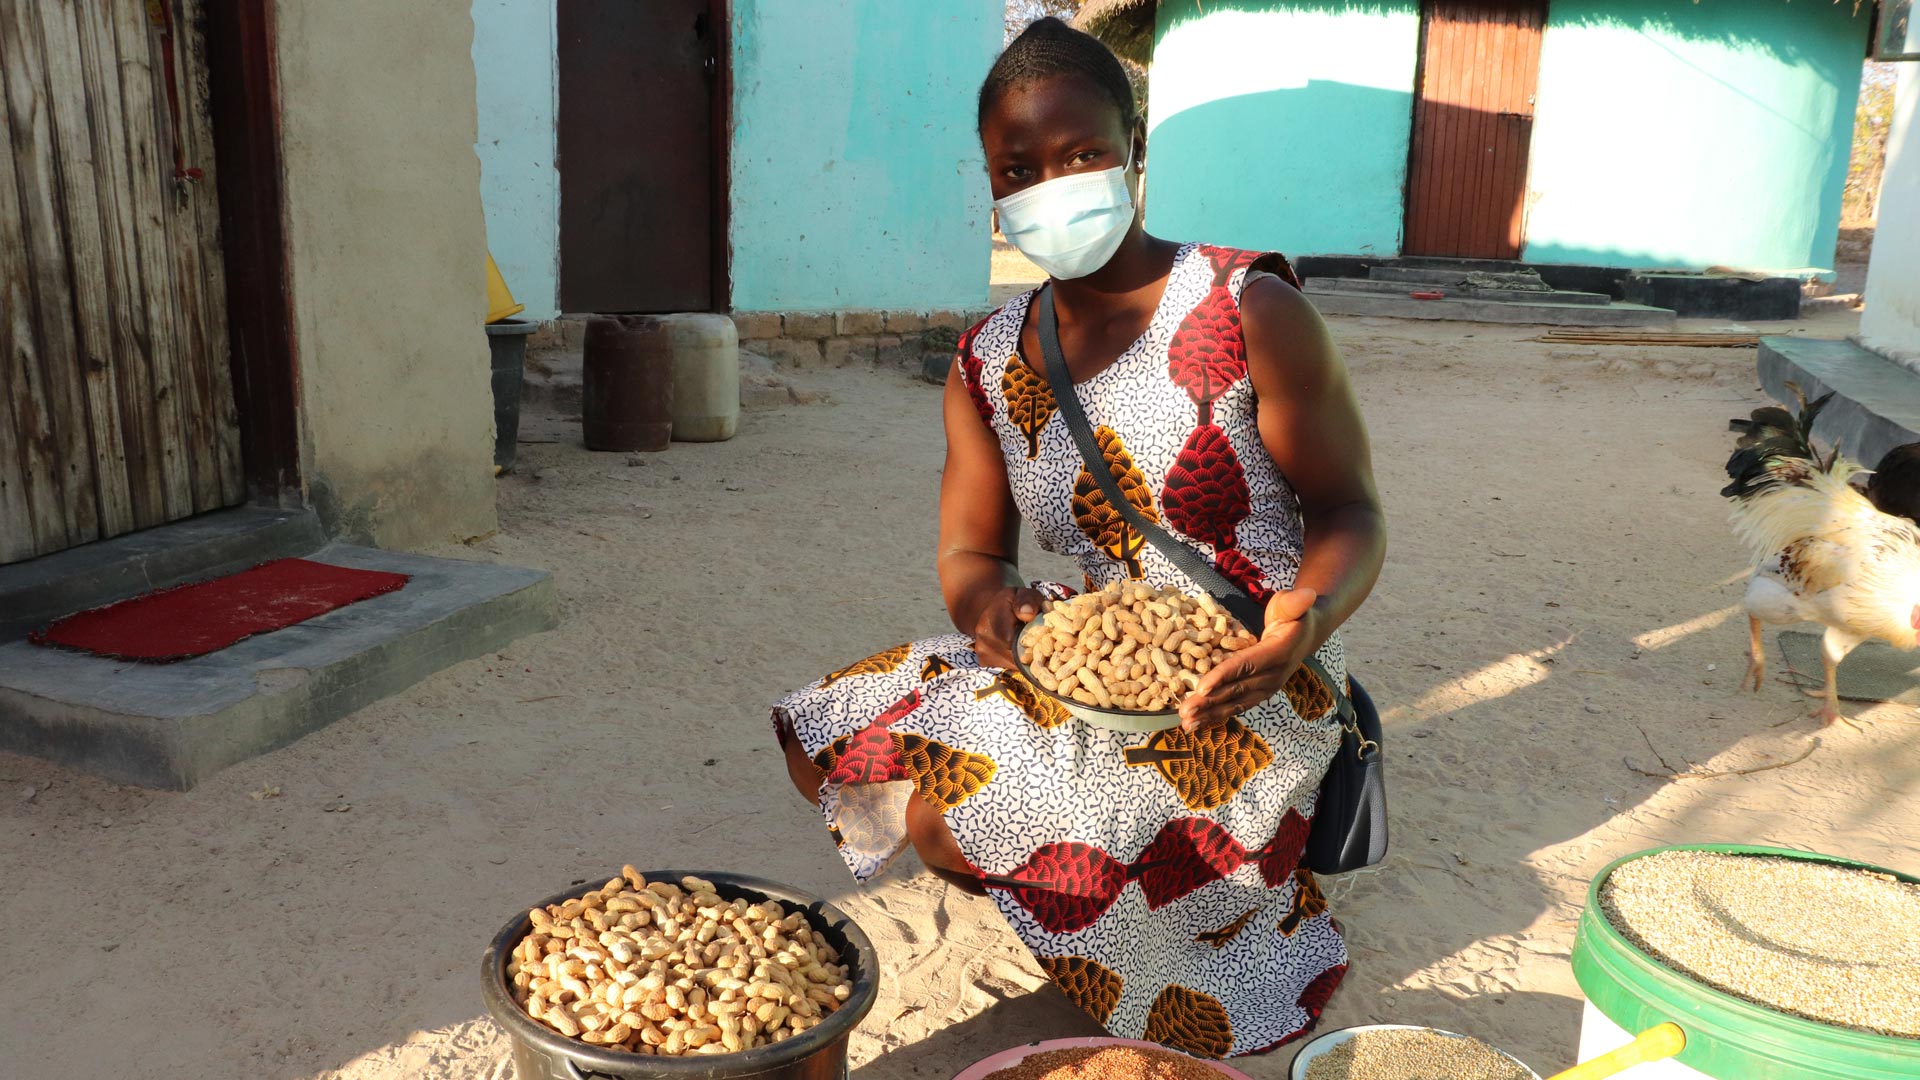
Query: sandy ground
6,297,1918,1080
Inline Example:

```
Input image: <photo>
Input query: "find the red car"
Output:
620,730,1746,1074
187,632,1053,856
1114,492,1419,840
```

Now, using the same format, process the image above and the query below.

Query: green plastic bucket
1571,843,1920,1080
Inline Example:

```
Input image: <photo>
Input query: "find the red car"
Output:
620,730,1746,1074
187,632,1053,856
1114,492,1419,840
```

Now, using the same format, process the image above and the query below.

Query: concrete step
1758,336,1920,471
1304,277,1610,305
0,507,326,642
1367,266,1477,285
1305,283,1676,327
0,544,556,789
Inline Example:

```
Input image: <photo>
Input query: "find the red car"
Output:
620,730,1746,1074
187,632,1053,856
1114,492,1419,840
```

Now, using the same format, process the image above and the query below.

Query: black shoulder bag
1033,285,1387,875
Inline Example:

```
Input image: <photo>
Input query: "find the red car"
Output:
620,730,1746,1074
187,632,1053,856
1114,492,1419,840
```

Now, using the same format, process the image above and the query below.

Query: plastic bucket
481,870,879,1080
1571,843,1920,1080
487,319,535,470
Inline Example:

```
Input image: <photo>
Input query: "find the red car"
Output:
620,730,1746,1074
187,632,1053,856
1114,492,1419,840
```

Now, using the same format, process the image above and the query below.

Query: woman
773,18,1385,1058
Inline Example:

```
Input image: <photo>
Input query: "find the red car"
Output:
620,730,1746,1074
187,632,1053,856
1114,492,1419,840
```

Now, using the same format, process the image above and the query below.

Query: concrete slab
0,507,325,642
1305,284,1676,327
1369,266,1474,285
1757,336,1920,469
0,544,556,789
1303,277,1610,305
1624,273,1800,321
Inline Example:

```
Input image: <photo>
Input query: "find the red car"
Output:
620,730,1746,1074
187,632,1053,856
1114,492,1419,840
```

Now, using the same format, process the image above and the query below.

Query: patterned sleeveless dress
770,243,1347,1057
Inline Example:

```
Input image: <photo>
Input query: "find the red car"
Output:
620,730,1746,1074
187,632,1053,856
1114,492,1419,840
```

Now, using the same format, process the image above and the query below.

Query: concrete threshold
1304,277,1611,305
0,507,326,642
0,544,556,789
1758,336,1920,469
1304,284,1675,327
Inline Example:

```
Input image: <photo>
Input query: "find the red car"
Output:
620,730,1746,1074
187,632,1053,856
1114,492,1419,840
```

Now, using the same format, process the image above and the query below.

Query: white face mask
993,150,1136,280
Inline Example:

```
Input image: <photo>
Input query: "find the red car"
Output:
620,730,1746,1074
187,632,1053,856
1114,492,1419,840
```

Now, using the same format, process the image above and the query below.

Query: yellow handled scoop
1544,1024,1685,1080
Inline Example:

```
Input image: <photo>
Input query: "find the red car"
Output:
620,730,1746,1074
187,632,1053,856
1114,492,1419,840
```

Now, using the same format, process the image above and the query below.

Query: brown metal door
1403,0,1547,260
558,0,719,313
0,0,242,565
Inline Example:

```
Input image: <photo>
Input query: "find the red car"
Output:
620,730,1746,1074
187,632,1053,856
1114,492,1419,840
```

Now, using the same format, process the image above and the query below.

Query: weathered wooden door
0,0,242,565
557,0,721,313
1403,0,1548,260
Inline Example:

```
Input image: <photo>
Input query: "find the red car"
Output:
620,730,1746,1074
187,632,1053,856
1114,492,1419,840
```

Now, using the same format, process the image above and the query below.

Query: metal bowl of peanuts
1289,1025,1540,1080
1014,583,1260,733
481,868,879,1074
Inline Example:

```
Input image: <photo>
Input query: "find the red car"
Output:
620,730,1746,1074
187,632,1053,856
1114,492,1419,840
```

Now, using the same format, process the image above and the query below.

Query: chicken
1724,387,1920,725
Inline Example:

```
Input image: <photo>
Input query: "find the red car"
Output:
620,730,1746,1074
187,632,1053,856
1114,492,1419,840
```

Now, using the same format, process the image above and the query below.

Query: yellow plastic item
1546,1024,1686,1080
485,252,524,324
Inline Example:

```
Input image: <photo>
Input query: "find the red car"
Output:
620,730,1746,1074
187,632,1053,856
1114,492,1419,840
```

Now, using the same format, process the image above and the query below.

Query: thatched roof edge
1072,0,1158,67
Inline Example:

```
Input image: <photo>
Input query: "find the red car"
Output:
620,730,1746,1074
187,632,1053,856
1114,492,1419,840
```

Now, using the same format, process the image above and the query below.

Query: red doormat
30,558,410,663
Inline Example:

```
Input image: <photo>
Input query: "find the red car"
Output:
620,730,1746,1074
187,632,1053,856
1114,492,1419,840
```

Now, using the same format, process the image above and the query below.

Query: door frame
1401,0,1548,260
708,0,732,312
557,0,732,314
201,0,301,501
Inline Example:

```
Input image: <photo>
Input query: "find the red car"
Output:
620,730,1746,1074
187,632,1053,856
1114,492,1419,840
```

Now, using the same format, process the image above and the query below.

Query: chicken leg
1801,626,1866,728
1742,615,1767,693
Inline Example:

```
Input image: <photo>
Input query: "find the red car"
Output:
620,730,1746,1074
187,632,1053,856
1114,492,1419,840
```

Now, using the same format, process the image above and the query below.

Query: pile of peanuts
1017,583,1258,712
508,868,854,1056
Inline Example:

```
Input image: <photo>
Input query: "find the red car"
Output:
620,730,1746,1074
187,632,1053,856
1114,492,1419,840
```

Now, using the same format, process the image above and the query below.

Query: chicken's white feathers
1731,460,1920,650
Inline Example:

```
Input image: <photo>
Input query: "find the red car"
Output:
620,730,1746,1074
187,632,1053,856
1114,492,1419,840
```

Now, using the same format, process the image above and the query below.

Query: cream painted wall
1863,64,1920,366
274,0,498,547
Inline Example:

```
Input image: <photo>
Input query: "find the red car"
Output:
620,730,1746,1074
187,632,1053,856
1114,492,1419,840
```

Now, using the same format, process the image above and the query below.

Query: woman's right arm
938,357,1044,668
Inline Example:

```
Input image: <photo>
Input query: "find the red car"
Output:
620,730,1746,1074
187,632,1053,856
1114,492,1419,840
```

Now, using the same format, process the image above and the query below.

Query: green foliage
1845,62,1898,224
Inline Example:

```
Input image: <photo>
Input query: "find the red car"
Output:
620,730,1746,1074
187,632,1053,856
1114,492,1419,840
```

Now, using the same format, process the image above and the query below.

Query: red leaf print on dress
1296,963,1347,1019
812,689,922,784
1198,245,1259,287
1252,807,1312,887
1213,548,1275,602
958,318,992,425
1131,817,1249,909
1167,286,1245,425
984,841,1128,934
1162,424,1251,550
1198,245,1303,290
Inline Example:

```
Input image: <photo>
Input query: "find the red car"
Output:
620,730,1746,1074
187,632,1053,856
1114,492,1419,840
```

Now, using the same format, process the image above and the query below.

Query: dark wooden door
1403,0,1547,260
557,0,720,313
0,0,242,564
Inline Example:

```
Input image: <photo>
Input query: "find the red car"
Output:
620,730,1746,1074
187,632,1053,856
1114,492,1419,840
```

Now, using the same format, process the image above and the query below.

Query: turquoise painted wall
471,0,559,321
729,0,1001,313
1146,0,1422,258
1523,0,1871,272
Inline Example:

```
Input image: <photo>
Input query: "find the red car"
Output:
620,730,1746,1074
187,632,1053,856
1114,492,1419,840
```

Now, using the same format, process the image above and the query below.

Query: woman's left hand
1177,588,1319,732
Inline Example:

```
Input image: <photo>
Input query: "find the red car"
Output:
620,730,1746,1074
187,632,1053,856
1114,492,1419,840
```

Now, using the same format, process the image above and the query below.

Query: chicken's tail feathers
1722,384,1838,500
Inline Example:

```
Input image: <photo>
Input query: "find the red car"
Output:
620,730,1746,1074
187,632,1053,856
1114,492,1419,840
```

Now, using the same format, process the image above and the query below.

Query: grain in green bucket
1600,850,1920,1038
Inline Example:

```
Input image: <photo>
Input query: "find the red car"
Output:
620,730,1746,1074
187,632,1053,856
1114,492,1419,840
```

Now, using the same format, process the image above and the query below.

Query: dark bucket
481,871,880,1080
487,319,536,470
582,315,674,453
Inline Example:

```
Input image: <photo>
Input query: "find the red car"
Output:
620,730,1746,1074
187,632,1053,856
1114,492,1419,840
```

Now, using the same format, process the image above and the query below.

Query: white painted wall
1863,64,1920,366
471,0,559,322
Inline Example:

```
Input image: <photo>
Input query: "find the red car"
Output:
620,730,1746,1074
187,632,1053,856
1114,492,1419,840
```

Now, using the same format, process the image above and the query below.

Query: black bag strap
1032,285,1354,726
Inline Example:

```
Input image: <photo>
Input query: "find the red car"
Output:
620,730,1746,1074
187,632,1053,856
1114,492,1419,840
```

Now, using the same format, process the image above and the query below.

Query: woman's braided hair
978,17,1136,134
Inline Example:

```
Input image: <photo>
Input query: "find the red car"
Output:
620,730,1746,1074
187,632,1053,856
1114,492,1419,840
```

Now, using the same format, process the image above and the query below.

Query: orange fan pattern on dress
1282,664,1336,719
1001,353,1058,459
820,643,911,688
1194,907,1260,949
976,670,1071,729
1073,426,1160,579
1143,984,1235,1059
1277,869,1327,937
1123,718,1275,810
1038,955,1125,1024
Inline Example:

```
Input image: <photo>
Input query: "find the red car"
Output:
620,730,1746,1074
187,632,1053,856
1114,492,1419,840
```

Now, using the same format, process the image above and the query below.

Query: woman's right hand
971,585,1047,670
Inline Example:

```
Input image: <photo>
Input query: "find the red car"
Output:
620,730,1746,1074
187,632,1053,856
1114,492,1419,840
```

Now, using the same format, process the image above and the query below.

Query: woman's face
981,74,1141,204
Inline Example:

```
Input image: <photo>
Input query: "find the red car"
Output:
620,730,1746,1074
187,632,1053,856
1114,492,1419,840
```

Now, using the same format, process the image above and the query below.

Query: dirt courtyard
5,304,1918,1079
